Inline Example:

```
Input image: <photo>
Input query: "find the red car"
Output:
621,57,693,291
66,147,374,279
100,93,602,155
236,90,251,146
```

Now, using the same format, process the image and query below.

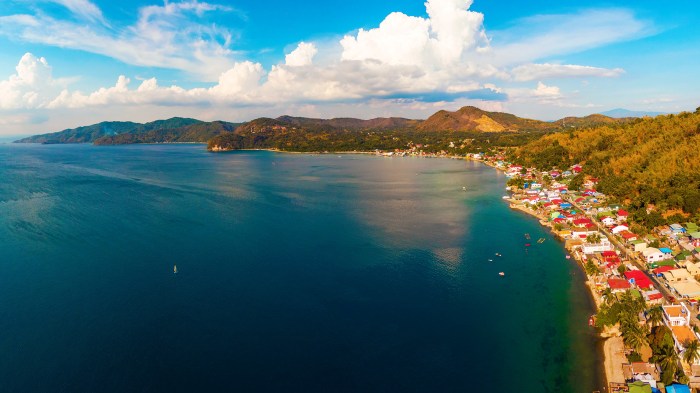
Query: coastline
502,195,615,391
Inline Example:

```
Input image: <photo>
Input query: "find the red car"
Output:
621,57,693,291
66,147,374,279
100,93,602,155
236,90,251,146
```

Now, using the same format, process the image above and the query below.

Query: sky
0,0,699,135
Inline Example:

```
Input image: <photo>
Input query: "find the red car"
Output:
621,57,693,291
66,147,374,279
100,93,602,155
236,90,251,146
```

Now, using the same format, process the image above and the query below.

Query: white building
663,303,691,326
611,225,630,235
643,248,665,263
583,237,613,254
601,217,616,227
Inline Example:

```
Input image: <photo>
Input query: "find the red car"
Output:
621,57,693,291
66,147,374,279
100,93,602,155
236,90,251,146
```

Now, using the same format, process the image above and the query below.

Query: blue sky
0,0,698,135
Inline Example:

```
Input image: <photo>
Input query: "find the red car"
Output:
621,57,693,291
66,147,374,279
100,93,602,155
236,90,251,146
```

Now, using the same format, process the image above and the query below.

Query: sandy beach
604,337,627,385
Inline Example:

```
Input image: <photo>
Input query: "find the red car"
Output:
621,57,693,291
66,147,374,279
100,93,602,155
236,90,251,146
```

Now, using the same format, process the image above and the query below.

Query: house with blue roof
671,223,686,234
659,247,673,256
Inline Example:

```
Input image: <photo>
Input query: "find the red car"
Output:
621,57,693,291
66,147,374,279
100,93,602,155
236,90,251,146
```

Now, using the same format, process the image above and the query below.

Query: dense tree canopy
514,111,700,215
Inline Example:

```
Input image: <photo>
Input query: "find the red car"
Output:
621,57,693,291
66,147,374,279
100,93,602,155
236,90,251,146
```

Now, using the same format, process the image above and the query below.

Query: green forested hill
206,117,549,153
14,121,140,143
513,109,700,216
94,121,239,145
15,117,203,144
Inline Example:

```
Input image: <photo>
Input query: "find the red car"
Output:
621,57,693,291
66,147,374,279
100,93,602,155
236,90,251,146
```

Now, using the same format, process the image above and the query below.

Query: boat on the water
499,272,505,277
174,264,178,274
537,238,545,244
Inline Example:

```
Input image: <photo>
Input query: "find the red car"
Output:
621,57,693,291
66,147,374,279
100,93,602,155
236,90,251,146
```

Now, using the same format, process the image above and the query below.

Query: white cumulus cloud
0,53,67,110
0,0,654,122
285,42,318,67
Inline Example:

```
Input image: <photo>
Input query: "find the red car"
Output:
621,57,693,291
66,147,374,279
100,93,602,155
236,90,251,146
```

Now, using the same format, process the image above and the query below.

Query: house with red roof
608,278,631,292
620,231,638,242
653,265,677,275
616,209,629,223
625,270,654,289
573,218,593,226
644,290,664,304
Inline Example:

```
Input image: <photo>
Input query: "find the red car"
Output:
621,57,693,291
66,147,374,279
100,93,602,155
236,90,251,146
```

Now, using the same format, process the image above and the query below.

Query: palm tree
683,340,700,366
584,260,600,277
657,344,680,385
602,288,615,305
586,233,602,244
623,324,647,352
617,264,628,275
647,306,664,327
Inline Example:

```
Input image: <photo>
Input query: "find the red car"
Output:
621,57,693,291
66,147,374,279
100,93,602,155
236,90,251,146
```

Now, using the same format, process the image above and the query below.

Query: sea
0,143,601,392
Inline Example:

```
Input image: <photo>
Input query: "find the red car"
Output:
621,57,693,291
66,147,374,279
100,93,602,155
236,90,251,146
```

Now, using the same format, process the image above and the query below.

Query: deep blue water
0,144,601,392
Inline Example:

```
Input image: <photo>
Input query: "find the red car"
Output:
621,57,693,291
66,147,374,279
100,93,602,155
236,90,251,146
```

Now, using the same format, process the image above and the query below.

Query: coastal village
468,152,700,393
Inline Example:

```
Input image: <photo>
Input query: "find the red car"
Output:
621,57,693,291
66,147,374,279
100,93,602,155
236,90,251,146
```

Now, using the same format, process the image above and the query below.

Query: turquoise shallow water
0,144,600,392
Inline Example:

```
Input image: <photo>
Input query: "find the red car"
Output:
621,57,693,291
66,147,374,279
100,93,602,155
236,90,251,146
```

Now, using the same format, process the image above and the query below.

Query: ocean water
0,144,601,392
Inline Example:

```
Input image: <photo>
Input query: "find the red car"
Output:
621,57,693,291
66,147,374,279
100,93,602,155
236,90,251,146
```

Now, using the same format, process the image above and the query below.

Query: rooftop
664,305,687,318
671,325,697,346
669,280,700,298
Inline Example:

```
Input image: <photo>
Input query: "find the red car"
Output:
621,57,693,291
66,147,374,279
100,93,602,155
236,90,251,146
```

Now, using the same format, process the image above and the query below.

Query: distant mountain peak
598,108,666,118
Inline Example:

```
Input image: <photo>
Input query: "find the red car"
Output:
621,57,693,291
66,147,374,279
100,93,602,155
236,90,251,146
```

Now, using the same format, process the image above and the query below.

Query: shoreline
477,153,612,390
503,194,615,391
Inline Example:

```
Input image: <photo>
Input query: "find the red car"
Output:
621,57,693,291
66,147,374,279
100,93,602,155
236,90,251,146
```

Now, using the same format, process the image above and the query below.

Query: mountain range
15,106,637,146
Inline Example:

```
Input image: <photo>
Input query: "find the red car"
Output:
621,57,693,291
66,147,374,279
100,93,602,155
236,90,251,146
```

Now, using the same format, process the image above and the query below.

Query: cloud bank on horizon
0,0,694,133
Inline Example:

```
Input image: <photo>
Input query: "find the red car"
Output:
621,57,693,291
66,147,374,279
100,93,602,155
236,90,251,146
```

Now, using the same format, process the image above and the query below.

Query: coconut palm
623,324,648,352
601,288,615,305
657,344,680,385
682,340,700,366
584,260,600,276
586,233,602,244
646,306,664,327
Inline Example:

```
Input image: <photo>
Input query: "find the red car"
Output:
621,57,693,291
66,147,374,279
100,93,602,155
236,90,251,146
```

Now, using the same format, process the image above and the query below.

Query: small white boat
462,186,467,191
488,259,493,262
173,264,178,274
499,272,505,277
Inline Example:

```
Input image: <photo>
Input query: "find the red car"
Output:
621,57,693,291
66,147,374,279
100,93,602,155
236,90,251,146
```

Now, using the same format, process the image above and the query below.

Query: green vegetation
17,106,634,156
594,291,695,384
15,117,205,144
585,233,602,244
682,339,700,365
206,117,547,153
514,110,700,217
584,260,600,276
94,121,239,145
